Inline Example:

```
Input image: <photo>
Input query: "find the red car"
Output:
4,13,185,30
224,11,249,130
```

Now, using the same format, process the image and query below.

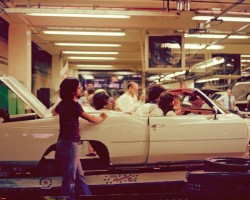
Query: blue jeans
56,139,91,200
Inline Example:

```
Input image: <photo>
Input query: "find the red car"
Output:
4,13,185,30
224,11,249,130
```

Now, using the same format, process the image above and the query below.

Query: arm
81,112,108,123
51,98,61,116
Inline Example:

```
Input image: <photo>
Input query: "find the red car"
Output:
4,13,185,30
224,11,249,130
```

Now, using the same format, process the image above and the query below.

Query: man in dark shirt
52,77,107,200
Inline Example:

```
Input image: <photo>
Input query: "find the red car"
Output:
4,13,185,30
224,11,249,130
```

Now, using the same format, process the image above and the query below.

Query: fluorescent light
228,35,250,39
192,57,225,69
147,75,160,81
185,33,249,39
27,13,130,19
206,45,225,50
43,30,125,36
241,60,250,62
4,8,178,17
54,43,121,47
62,51,119,55
76,64,114,67
196,77,220,83
160,70,186,81
75,64,115,70
193,16,250,23
241,55,250,58
185,33,226,39
68,56,117,60
82,75,94,80
166,43,224,50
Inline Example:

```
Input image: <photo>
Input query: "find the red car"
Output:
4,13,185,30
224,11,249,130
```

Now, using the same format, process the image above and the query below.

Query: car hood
0,75,46,118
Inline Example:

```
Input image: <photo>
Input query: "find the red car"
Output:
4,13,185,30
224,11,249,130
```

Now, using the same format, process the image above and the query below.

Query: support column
8,22,31,90
51,55,63,103
72,68,78,78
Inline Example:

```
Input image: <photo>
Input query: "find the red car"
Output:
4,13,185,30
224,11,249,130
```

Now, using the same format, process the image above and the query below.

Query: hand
100,112,108,120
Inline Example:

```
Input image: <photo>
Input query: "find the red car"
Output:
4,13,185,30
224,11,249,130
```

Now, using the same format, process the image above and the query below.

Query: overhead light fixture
147,75,160,81
4,8,178,17
43,30,125,36
62,51,119,55
205,45,225,50
241,55,250,58
192,56,225,69
193,16,250,23
241,60,250,63
165,43,224,50
26,13,130,19
185,33,249,39
54,43,121,47
75,64,116,70
81,75,94,80
68,56,117,60
76,64,114,67
196,77,220,83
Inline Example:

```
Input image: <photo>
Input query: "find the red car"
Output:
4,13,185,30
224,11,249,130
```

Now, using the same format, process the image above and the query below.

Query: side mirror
213,106,218,120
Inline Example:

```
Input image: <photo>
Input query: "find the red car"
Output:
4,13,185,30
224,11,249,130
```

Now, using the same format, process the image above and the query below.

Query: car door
147,114,249,163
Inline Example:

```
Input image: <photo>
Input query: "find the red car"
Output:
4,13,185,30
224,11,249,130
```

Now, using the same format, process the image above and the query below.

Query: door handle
151,124,165,128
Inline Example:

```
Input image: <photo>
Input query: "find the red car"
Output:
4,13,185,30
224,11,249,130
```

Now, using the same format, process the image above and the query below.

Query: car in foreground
0,75,249,175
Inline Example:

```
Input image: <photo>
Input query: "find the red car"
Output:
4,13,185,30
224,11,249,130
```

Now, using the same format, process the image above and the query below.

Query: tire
205,157,250,172
187,171,250,200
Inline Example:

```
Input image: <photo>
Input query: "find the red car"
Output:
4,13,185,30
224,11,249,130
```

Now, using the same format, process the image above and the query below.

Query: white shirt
134,103,177,117
217,94,236,110
116,91,138,113
133,103,163,117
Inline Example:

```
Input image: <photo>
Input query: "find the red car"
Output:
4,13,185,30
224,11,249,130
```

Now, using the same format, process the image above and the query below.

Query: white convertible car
0,75,249,175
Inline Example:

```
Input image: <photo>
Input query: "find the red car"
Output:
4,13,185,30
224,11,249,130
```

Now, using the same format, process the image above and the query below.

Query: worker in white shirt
115,82,139,113
217,89,236,110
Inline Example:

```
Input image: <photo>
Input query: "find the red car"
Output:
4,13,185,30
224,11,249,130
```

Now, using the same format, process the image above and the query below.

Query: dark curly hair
92,92,110,110
158,91,175,116
59,77,79,101
146,84,165,103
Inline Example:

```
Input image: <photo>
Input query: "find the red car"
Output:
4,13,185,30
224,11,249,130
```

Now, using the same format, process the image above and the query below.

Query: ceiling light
62,51,119,55
68,56,117,60
147,75,160,81
205,45,225,50
228,35,250,39
185,33,249,39
185,33,226,39
192,56,225,69
27,13,130,19
54,43,121,47
167,43,224,50
76,64,114,68
82,75,94,80
241,55,250,58
43,30,125,36
196,77,220,83
4,8,178,17
241,60,250,62
193,16,250,23
4,8,131,18
75,64,115,70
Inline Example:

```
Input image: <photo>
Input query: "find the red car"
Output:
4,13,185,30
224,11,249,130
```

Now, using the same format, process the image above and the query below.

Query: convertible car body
0,75,250,173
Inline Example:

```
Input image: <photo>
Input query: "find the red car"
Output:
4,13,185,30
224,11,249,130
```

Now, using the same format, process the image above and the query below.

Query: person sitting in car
133,84,165,117
92,91,112,111
157,91,176,116
92,91,117,113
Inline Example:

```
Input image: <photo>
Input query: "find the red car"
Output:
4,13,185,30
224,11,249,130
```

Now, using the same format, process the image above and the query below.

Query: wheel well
88,140,110,165
39,141,110,167
42,144,56,157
